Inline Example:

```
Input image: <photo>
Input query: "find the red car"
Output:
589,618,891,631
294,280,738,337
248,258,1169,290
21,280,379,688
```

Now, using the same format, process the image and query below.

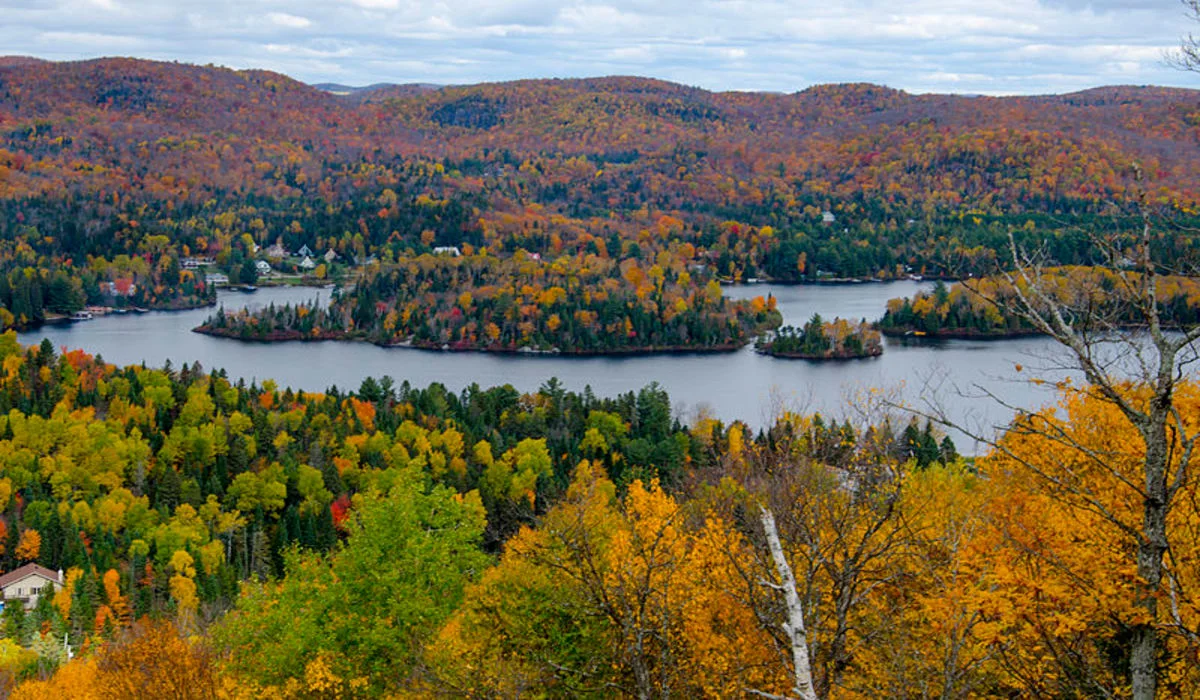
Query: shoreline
880,327,1044,340
192,325,753,356
755,346,884,360
9,296,217,331
724,276,952,288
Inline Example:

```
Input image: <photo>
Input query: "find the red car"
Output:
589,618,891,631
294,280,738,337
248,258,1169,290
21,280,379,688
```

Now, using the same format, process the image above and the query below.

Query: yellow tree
429,461,790,698
961,385,1200,696
11,620,216,700
847,463,1004,698
936,191,1200,698
14,529,40,562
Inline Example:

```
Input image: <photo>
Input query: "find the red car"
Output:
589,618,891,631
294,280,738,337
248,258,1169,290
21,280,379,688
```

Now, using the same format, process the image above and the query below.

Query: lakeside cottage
297,244,315,258
299,256,316,270
0,564,63,611
255,260,272,274
264,243,289,259
323,249,339,264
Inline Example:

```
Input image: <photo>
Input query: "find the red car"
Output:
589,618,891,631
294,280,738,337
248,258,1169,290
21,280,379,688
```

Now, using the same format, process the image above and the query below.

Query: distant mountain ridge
0,56,48,68
0,55,1195,214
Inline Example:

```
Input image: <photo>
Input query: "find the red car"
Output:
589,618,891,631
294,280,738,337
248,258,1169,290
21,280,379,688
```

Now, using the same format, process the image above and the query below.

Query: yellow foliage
10,658,102,700
15,529,40,562
54,567,84,622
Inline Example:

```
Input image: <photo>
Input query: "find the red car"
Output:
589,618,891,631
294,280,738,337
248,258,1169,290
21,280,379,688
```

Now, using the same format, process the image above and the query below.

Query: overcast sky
2,0,1197,94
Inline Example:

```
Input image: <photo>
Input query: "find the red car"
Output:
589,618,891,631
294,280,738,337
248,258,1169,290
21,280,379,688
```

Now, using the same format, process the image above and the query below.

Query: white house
323,249,339,264
433,246,461,257
297,244,315,258
182,256,216,270
821,210,836,224
265,243,289,259
0,564,63,611
255,260,272,274
298,256,316,271
205,273,230,286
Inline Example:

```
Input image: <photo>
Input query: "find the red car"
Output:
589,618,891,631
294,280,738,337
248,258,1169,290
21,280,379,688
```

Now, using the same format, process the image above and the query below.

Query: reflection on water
20,282,1084,453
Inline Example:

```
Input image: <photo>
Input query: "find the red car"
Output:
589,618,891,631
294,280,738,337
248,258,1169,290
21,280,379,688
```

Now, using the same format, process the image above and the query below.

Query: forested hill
2,57,1197,202
0,56,1198,333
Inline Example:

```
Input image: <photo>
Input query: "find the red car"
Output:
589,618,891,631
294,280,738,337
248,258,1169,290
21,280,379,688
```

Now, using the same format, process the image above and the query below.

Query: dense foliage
197,251,780,352
0,333,958,694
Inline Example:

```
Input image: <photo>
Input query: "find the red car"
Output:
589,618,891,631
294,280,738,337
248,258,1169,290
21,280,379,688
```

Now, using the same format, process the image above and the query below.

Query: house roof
0,564,61,589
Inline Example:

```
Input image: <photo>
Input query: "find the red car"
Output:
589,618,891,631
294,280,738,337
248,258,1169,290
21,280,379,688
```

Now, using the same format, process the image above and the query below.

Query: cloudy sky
2,0,1197,94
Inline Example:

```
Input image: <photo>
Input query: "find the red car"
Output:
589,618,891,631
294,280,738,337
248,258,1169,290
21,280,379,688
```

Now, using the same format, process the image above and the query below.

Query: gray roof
0,563,61,589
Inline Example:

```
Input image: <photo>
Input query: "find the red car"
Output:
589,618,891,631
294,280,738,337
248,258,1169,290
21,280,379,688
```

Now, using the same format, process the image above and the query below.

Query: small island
756,314,883,359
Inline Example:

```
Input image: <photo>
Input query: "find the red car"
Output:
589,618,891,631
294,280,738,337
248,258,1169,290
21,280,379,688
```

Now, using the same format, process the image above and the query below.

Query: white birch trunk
760,505,819,700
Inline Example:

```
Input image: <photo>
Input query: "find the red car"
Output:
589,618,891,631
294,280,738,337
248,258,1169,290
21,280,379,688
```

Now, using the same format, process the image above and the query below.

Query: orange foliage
12,619,217,700
14,529,40,562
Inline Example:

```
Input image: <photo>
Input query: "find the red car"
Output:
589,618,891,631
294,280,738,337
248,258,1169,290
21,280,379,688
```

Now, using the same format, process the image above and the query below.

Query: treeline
878,269,1200,338
0,267,84,328
757,313,883,359
196,252,782,353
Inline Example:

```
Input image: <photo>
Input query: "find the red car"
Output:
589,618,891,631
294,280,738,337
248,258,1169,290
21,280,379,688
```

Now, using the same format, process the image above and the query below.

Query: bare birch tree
1171,0,1200,72
756,506,819,700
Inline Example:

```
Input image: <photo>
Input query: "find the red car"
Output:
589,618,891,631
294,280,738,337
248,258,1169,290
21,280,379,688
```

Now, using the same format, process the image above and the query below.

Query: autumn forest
0,54,1199,697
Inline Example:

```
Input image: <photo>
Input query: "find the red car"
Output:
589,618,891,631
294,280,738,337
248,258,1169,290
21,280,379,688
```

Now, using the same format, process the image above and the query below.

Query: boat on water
70,311,94,321
240,285,258,292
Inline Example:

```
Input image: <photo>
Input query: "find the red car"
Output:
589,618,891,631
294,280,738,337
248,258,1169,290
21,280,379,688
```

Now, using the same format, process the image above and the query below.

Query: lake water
18,281,1080,453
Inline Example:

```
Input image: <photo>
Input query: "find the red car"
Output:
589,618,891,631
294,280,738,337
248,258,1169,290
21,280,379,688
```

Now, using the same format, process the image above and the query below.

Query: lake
18,281,1077,453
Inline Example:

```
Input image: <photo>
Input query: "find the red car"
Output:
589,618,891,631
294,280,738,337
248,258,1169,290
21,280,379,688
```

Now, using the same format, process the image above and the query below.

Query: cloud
344,0,401,9
266,12,312,29
558,4,645,34
0,0,1193,95
39,30,145,50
